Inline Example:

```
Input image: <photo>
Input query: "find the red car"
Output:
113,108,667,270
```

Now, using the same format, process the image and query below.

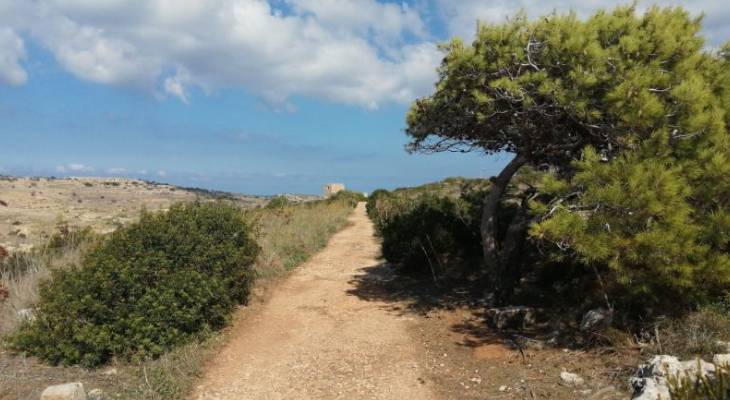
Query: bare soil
193,203,639,399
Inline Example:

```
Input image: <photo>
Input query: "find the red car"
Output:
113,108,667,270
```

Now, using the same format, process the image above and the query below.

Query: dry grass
643,305,730,359
0,199,354,399
0,240,90,336
253,200,354,279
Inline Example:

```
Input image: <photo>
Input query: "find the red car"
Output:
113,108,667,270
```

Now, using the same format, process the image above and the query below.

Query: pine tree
406,5,730,306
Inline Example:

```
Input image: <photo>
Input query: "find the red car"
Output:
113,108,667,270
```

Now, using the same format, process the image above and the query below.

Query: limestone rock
713,354,730,368
40,382,86,400
16,308,35,322
560,371,584,386
580,308,613,332
630,377,670,400
87,388,103,400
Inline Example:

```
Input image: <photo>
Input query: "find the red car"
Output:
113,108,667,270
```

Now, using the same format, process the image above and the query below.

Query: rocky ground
0,176,268,252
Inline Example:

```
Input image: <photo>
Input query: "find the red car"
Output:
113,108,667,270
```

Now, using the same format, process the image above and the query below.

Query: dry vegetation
0,176,267,252
0,183,353,400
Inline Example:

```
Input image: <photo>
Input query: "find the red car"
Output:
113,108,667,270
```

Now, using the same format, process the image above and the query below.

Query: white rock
40,382,86,400
102,367,117,375
639,355,681,378
631,377,670,400
713,354,730,368
580,308,613,332
87,389,103,400
16,308,35,322
498,385,508,392
560,371,585,386
678,358,716,381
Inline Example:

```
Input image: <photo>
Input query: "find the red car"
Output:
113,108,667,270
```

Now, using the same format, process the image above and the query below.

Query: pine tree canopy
407,4,730,314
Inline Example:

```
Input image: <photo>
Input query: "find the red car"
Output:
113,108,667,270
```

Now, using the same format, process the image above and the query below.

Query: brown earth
0,176,267,252
193,203,637,400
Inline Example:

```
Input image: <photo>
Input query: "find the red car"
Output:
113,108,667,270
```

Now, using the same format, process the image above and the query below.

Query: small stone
102,367,118,375
498,385,508,392
580,308,613,332
16,308,35,322
560,371,584,386
485,306,536,330
470,377,482,384
40,382,86,400
87,389,103,400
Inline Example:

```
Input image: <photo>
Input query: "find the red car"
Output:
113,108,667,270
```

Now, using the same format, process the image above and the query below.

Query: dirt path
192,203,436,400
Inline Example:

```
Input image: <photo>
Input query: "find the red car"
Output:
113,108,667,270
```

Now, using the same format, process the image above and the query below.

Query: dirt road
193,203,436,400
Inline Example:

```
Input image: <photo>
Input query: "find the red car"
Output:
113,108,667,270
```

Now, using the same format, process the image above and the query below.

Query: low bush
366,179,489,279
8,202,259,366
326,190,366,207
265,195,292,209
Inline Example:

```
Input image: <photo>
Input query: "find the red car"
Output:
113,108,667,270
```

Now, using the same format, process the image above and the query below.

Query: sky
1,0,728,195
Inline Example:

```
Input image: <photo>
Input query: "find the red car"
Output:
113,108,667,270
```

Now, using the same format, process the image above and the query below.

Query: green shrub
366,180,490,279
379,194,483,276
8,202,259,366
265,195,292,209
326,190,366,207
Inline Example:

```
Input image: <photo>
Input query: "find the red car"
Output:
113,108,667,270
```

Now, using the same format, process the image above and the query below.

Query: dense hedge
9,202,259,366
366,180,488,278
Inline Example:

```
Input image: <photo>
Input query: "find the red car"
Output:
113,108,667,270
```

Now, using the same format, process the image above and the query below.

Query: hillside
0,176,270,253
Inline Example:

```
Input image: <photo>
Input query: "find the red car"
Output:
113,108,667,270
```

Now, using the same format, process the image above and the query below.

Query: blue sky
1,0,727,195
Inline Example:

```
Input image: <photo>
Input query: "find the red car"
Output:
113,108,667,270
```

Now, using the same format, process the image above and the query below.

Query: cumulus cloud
56,163,95,173
0,28,27,85
0,0,728,107
436,0,730,46
0,0,440,107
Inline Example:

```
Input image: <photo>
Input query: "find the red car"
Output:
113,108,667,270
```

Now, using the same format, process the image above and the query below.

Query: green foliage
407,5,712,166
8,202,259,367
326,190,366,207
366,179,489,277
532,132,730,315
407,4,730,318
265,195,292,209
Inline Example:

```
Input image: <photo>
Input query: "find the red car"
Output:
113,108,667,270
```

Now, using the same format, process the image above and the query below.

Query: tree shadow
346,261,566,351
346,261,480,315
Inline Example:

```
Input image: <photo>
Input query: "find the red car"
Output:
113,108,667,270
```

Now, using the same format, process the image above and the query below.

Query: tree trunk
480,153,528,295
496,210,532,301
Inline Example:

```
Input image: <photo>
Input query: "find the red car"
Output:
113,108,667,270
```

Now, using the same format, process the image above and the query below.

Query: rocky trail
192,203,633,400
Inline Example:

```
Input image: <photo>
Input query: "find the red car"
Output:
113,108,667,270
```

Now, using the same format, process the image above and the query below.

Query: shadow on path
346,261,565,352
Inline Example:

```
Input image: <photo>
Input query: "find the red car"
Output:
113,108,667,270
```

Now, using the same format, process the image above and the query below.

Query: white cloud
0,28,27,85
0,0,439,107
156,170,167,177
0,0,728,107
436,0,730,46
56,163,95,173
